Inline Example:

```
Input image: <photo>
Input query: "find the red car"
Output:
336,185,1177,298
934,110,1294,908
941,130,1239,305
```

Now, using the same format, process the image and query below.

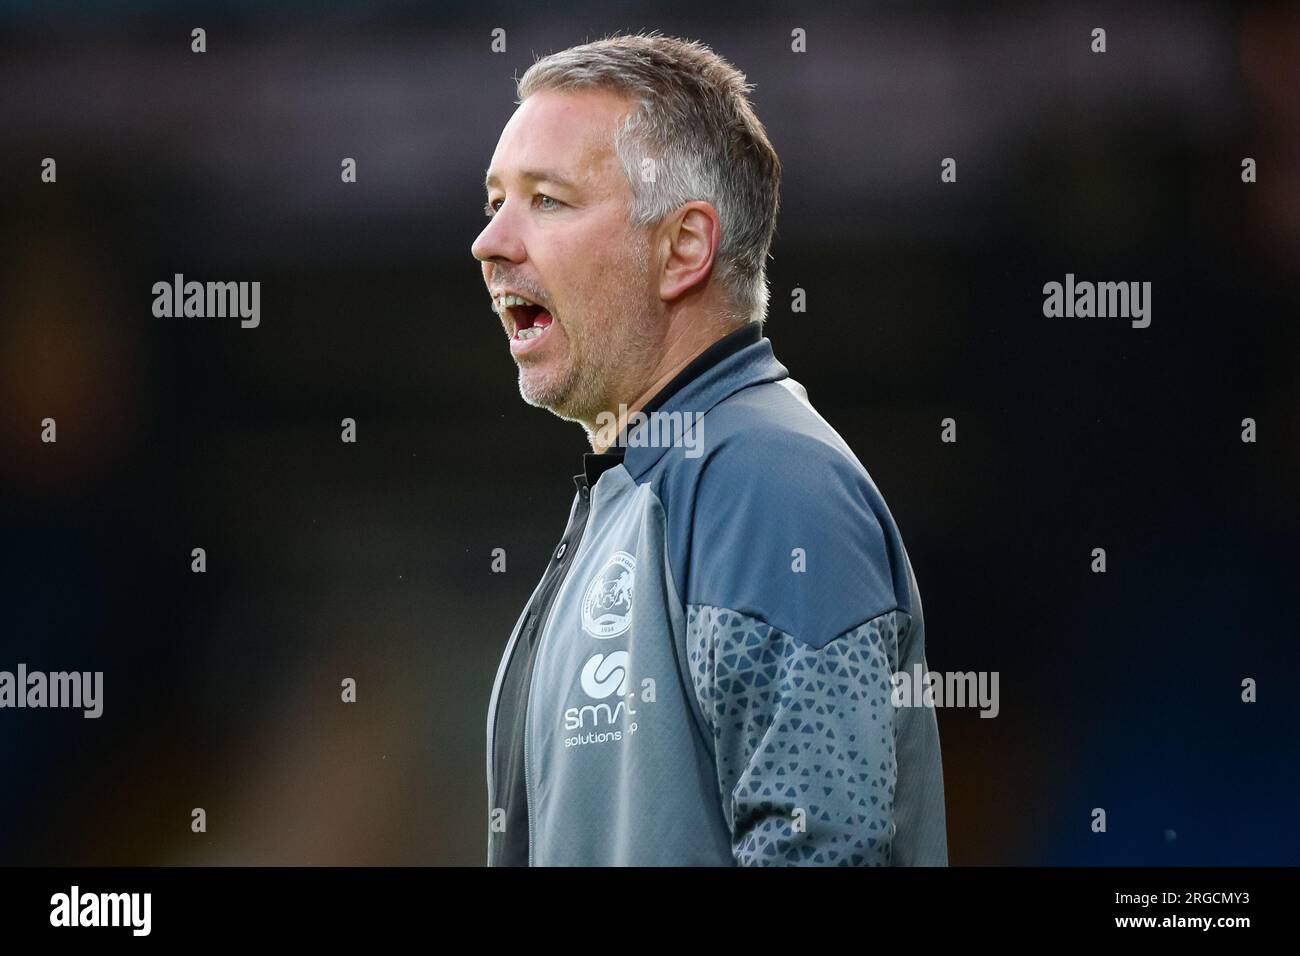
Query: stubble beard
517,300,661,429
516,239,661,430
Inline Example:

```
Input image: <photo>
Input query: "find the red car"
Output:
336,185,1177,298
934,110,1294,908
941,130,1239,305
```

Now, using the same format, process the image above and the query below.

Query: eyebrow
484,167,580,193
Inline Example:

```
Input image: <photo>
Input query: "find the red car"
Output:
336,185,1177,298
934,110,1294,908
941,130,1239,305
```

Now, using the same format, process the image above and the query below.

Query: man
472,32,948,866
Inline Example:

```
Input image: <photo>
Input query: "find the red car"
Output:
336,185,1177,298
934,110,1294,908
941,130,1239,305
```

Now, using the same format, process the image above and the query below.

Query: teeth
516,326,544,341
496,293,539,311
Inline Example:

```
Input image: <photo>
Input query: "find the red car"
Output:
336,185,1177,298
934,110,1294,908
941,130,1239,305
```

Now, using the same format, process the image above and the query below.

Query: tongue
534,310,553,328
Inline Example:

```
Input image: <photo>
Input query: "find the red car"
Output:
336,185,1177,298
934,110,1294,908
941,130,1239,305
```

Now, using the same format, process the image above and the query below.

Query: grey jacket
486,333,949,865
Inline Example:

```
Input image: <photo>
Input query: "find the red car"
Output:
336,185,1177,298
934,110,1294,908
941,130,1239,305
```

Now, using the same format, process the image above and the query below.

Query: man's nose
471,204,525,264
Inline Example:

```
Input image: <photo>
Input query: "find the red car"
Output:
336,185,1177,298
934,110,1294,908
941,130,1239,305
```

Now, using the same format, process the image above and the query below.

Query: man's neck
587,319,739,453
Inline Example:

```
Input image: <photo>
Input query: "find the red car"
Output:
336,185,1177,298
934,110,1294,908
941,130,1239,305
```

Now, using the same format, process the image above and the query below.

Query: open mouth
496,293,554,350
509,302,553,341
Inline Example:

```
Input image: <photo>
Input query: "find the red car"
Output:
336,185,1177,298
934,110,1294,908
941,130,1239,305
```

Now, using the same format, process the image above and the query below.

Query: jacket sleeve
675,422,948,866
687,603,909,865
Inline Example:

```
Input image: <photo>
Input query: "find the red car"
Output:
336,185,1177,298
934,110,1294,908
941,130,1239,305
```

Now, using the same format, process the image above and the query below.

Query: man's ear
657,201,721,303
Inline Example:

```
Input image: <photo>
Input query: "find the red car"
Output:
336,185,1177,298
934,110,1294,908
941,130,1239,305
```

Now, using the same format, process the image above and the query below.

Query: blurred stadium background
1,0,1297,864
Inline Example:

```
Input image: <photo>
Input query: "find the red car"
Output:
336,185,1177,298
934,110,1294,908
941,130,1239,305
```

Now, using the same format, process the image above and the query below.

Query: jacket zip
485,594,544,854
523,622,536,864
488,480,594,864
524,486,593,864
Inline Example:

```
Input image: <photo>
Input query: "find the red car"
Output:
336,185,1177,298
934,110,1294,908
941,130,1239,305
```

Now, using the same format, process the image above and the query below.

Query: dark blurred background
1,0,1297,865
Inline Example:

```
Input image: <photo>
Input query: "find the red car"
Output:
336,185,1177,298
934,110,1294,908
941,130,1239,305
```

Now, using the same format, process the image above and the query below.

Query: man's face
473,88,661,426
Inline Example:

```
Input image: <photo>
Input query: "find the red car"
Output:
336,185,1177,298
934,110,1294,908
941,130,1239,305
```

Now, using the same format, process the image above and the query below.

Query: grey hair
516,31,782,326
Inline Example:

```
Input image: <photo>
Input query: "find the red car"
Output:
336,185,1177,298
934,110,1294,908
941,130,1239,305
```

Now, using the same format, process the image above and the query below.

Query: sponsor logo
563,651,646,748
580,651,629,699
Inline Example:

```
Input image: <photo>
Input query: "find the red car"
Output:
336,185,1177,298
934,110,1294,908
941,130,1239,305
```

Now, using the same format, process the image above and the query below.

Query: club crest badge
581,551,636,638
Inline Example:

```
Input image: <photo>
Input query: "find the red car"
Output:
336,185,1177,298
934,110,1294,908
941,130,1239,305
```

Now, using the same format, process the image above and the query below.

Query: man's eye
484,194,562,218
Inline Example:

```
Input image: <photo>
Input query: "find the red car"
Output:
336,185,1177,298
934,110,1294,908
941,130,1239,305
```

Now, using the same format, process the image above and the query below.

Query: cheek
550,223,645,332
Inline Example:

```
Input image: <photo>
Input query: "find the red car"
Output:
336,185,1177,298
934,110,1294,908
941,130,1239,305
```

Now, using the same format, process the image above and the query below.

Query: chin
518,371,570,413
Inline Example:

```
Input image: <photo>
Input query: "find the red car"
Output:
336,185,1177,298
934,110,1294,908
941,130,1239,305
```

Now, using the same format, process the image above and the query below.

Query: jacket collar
620,324,788,479
575,323,788,489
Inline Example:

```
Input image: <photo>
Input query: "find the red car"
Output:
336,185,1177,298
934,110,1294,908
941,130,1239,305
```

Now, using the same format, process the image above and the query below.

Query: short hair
516,31,782,326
